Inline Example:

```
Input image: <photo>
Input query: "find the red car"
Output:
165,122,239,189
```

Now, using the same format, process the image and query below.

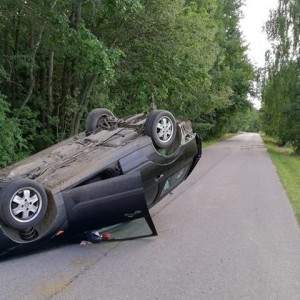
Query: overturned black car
0,109,201,256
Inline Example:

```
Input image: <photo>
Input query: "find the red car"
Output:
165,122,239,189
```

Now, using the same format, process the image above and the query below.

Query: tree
228,106,260,133
201,0,253,138
94,0,252,138
262,0,300,153
0,94,24,167
0,0,253,166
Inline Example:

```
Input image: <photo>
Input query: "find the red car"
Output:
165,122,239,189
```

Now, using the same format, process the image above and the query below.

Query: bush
280,100,300,154
0,96,25,167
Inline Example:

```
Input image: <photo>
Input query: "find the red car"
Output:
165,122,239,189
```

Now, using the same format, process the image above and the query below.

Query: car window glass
97,217,154,240
161,166,190,197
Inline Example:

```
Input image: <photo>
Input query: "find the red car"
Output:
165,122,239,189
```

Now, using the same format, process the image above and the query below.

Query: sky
239,0,279,108
239,0,279,68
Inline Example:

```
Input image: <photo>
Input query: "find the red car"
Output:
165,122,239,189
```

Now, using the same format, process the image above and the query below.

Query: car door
62,172,153,233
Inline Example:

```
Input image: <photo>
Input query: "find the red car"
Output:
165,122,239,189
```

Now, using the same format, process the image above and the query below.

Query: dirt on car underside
0,127,148,194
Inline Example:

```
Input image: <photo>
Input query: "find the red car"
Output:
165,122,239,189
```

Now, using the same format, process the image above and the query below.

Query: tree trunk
15,1,57,117
3,28,10,98
57,57,71,140
71,73,98,135
6,10,21,107
48,50,54,116
70,0,82,99
16,25,44,116
40,66,47,124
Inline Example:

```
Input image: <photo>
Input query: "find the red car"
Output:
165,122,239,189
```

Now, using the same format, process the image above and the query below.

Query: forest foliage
262,0,300,154
0,0,253,167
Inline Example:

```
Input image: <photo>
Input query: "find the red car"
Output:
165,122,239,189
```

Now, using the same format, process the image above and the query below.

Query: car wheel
145,110,177,148
0,179,48,230
85,108,114,135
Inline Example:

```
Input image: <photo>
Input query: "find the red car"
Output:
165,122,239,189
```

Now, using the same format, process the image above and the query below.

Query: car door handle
154,174,164,182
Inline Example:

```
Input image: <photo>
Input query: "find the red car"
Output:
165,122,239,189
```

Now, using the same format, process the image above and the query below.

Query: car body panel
0,111,201,257
63,172,148,232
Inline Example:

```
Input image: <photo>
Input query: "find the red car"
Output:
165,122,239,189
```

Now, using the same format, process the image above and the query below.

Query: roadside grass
202,133,237,148
262,135,300,223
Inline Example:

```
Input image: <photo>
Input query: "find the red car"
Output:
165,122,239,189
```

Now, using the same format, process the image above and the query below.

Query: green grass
202,133,237,148
262,135,300,223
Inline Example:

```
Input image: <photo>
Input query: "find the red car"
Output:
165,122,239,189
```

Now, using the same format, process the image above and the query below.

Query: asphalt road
1,133,300,300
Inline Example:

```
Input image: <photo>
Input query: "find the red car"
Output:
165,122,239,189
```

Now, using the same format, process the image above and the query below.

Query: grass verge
202,133,237,148
262,135,300,223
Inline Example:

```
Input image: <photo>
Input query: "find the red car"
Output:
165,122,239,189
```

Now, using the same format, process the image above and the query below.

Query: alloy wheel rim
156,116,173,143
9,188,42,223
